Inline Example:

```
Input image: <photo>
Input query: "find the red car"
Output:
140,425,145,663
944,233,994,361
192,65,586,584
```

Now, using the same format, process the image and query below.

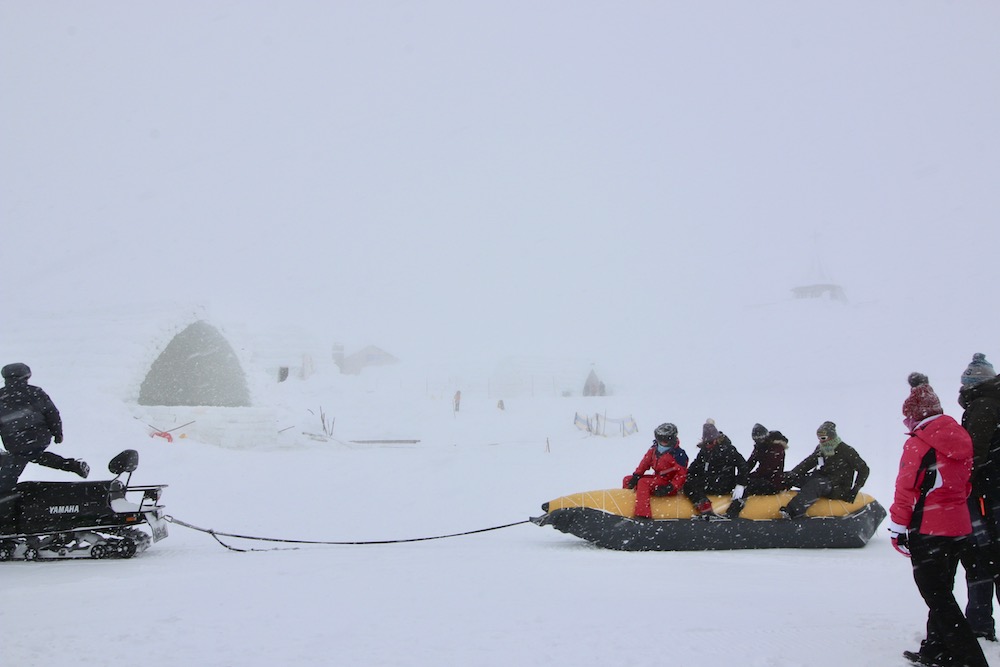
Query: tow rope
164,515,531,553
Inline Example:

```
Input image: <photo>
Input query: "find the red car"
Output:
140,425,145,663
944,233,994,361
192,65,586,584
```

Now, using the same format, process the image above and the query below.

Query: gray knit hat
817,421,838,441
962,353,996,388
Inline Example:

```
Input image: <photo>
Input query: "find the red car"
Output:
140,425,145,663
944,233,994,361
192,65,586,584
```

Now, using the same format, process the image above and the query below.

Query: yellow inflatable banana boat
531,489,886,551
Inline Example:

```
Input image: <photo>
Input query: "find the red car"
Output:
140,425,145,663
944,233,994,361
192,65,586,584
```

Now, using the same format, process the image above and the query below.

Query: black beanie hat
1,363,31,382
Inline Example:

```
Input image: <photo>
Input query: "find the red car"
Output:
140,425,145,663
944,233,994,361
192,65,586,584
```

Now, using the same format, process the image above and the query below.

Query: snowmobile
0,449,167,561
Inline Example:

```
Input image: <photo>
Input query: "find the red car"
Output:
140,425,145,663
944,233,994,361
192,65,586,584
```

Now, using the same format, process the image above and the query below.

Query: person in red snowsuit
888,375,988,667
623,423,688,519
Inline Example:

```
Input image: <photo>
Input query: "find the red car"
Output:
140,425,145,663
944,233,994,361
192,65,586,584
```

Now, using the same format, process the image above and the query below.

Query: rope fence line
164,515,531,553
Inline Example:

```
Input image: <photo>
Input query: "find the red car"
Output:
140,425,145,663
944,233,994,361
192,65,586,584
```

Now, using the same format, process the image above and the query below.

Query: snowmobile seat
109,449,139,477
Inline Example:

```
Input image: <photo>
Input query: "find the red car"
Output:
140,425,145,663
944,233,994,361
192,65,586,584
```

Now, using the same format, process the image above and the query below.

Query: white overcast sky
3,2,999,377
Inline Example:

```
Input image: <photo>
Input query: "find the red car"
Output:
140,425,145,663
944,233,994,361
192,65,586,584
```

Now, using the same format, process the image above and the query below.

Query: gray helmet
1,363,31,381
654,422,678,444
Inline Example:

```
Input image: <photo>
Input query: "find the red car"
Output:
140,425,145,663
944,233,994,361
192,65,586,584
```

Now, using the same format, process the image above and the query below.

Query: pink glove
888,523,910,558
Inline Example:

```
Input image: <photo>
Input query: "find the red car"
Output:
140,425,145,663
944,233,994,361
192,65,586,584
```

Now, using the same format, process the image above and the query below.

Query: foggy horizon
3,3,999,385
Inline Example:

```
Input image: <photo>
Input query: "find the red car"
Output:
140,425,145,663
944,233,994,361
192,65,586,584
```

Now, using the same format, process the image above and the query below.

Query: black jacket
0,379,63,454
685,434,749,495
788,442,869,501
959,376,1000,496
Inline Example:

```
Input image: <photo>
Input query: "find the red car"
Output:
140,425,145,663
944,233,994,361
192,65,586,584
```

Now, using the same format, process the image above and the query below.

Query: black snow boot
75,460,90,479
725,498,745,519
902,648,954,667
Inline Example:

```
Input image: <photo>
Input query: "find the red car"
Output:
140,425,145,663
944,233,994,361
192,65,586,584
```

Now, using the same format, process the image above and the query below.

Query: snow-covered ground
0,382,928,667
3,297,1000,667
4,3,1000,666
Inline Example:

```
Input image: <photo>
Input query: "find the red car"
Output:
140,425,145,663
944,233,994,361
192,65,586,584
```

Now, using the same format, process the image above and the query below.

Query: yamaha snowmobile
0,449,167,560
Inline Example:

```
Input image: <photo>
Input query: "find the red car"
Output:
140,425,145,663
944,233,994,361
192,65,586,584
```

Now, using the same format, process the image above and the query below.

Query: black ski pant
725,479,784,514
961,497,1000,638
910,532,989,667
783,474,833,518
0,449,79,494
727,479,785,517
744,478,784,496
683,477,734,510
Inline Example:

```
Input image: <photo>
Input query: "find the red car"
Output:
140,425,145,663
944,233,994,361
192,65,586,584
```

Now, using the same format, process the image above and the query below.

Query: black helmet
1,363,31,381
654,422,678,444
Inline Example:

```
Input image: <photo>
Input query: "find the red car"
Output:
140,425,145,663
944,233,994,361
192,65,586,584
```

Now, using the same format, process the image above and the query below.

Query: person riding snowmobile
0,363,89,494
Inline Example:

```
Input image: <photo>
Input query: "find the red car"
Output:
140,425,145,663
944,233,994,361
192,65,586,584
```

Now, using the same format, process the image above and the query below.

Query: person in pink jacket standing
889,375,988,667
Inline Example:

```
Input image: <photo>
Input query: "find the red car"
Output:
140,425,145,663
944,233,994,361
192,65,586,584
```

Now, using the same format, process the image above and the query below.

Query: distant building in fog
791,283,847,302
334,344,399,375
583,369,607,397
793,247,847,303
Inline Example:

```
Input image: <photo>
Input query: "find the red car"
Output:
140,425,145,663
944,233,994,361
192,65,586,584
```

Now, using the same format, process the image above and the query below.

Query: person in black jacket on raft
781,421,869,519
683,419,748,520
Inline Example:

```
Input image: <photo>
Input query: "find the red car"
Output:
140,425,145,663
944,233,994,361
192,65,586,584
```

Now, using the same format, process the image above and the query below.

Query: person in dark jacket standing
727,424,788,518
956,355,1000,641
889,376,989,667
959,354,1000,492
781,421,868,519
683,419,748,519
624,423,688,520
0,363,89,494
